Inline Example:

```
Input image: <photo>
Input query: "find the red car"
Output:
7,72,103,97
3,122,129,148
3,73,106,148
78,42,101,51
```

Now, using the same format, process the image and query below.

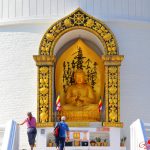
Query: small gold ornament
73,12,85,25
109,108,117,121
85,19,94,27
40,108,48,123
64,18,72,27
109,86,117,94
46,33,54,41
103,33,112,41
40,67,49,74
40,87,48,95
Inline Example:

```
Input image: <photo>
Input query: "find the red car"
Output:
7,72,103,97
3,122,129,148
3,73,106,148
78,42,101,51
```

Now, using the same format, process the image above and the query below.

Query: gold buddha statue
61,69,100,121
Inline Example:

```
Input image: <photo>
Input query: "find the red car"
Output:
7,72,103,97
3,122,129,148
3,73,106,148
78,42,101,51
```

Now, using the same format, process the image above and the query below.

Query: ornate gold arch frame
33,8,124,127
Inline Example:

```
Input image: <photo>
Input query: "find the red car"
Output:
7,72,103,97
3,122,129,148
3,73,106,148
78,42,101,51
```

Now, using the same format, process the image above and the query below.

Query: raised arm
19,119,26,125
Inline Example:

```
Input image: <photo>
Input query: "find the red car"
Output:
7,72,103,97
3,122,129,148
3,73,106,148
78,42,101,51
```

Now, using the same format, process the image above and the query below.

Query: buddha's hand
79,96,86,103
76,100,83,106
71,96,78,104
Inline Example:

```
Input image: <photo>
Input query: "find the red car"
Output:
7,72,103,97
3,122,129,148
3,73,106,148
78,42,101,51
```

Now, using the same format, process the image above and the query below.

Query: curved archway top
39,8,118,56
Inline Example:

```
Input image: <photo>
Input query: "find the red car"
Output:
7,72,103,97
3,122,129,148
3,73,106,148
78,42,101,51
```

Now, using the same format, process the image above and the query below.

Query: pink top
25,117,36,128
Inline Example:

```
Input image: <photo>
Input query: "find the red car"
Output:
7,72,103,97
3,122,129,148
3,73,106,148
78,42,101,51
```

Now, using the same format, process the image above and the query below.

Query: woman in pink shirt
19,112,37,150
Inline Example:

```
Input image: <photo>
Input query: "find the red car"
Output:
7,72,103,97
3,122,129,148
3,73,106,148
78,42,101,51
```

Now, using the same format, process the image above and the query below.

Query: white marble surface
36,127,123,150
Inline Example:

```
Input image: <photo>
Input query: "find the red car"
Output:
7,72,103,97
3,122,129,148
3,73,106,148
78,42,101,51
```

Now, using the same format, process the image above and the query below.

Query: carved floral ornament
39,8,118,56
34,8,124,127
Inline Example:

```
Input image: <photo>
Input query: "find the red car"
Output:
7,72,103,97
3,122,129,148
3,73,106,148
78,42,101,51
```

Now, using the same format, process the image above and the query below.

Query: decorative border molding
39,8,118,55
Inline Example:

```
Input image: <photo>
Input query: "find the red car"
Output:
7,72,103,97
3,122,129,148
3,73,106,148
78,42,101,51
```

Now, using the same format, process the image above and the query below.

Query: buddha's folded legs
62,104,84,111
61,104,100,121
62,104,98,111
82,104,98,111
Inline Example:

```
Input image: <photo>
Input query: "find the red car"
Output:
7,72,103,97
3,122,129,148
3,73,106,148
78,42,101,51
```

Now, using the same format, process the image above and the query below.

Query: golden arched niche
33,8,124,127
55,39,104,105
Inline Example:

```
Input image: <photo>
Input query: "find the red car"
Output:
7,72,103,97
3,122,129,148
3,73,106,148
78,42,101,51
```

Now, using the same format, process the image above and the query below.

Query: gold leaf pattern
40,108,48,123
64,18,72,27
46,33,54,41
39,9,118,56
85,19,94,27
107,66,119,122
40,67,49,74
39,66,49,123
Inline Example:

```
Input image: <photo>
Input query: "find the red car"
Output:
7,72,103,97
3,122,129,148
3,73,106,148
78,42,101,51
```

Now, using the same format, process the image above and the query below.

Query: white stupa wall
0,0,150,22
0,0,150,149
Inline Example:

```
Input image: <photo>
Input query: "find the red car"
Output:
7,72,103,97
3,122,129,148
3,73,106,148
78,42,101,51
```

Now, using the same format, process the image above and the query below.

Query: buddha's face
74,73,85,84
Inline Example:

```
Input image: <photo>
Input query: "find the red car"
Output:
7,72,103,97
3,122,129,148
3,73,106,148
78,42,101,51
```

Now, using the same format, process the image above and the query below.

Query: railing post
1,120,19,150
130,119,148,150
